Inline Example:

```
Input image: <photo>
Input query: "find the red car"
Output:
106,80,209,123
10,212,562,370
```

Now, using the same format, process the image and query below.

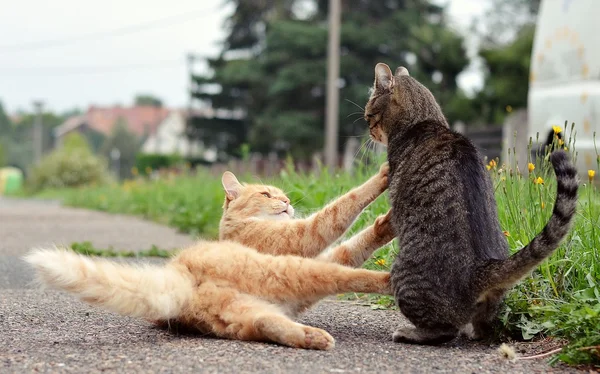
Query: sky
0,0,488,115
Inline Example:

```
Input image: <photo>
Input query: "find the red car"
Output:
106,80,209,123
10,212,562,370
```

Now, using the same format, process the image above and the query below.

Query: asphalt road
0,197,580,373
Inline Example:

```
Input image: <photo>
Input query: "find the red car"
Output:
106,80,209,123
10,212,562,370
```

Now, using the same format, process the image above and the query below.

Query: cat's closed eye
261,192,271,198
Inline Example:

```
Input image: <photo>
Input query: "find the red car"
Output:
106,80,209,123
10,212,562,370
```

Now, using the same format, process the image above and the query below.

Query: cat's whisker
346,111,363,118
352,116,366,125
344,98,365,111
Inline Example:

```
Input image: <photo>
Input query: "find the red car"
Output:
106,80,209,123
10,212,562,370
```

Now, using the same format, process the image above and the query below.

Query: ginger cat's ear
222,171,242,200
375,62,394,91
395,66,409,77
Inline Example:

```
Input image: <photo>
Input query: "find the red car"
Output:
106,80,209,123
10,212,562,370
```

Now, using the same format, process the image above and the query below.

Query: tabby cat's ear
395,66,409,77
374,63,394,91
222,171,242,200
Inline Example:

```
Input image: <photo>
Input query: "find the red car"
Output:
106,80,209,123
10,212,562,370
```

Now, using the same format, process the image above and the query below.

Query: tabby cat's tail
484,150,579,290
24,247,193,320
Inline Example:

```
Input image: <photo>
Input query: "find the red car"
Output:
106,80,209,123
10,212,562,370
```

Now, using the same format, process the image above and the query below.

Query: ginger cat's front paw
377,162,390,190
374,209,394,238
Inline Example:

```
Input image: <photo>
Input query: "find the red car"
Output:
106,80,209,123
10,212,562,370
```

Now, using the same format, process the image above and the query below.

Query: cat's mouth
278,206,294,218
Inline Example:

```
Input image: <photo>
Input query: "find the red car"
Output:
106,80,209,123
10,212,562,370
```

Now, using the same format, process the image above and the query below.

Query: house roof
54,105,170,138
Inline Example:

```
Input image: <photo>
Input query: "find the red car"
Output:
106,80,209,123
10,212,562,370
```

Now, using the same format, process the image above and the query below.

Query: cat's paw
302,326,335,350
374,209,394,238
377,162,390,188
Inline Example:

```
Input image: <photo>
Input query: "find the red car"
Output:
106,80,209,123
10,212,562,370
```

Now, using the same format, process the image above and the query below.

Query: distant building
54,105,170,150
141,109,208,157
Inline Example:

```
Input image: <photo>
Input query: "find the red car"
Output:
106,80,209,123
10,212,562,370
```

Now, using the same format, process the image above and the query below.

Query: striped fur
364,63,579,345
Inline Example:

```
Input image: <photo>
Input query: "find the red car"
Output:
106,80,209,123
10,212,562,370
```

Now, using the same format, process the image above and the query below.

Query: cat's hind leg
392,325,458,345
467,290,505,341
183,283,335,350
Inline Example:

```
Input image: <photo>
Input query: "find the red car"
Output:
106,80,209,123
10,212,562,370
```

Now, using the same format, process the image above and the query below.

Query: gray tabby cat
364,62,579,345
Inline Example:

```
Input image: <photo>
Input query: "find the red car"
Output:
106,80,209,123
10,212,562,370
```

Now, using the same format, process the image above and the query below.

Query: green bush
135,153,183,175
28,133,112,192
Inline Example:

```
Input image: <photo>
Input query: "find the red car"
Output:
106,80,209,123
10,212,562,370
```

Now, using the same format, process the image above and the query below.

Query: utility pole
32,100,44,164
324,0,341,170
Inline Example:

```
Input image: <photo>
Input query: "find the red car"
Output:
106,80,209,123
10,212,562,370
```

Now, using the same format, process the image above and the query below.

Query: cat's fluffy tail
484,150,579,290
24,247,193,320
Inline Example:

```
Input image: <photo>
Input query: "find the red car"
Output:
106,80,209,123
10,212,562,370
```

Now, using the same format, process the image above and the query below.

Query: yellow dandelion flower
558,138,564,146
489,159,497,168
503,231,510,237
528,163,535,173
375,259,386,266
552,125,562,134
533,176,544,185
486,165,492,170
589,169,596,182
541,202,545,209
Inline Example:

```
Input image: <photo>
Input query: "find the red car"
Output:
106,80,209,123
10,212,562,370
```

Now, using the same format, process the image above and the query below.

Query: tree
0,101,11,167
134,94,163,107
100,119,142,179
7,111,63,171
0,101,11,136
475,25,535,124
471,0,540,124
189,0,471,161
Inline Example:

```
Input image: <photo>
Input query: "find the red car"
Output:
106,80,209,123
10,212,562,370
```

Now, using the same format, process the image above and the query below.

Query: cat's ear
222,171,242,200
374,63,394,91
395,66,409,77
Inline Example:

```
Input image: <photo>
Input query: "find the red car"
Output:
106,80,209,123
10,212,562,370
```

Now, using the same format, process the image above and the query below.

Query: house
54,105,170,149
141,109,207,157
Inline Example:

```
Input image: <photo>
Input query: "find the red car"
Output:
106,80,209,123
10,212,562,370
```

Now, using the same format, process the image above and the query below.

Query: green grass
29,137,599,366
68,241,175,258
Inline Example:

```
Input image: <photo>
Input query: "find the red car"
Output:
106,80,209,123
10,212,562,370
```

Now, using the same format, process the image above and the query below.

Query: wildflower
489,159,497,168
506,105,513,113
503,231,510,237
552,125,562,134
589,169,596,182
541,202,545,209
375,259,386,266
486,165,492,170
558,138,564,146
528,163,535,173
533,176,544,185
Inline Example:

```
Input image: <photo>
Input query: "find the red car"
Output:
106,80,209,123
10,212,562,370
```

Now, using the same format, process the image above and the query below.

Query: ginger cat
219,163,395,315
24,164,394,350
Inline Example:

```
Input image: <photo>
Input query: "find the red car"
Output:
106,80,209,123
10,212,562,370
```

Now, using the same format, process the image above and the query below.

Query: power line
0,60,185,76
0,7,217,53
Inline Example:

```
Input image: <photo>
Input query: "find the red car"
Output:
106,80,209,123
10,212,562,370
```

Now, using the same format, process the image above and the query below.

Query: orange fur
219,166,396,316
220,163,392,258
24,167,395,350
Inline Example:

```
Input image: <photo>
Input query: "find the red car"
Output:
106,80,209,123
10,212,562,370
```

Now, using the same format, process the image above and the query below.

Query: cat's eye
366,113,374,118
261,192,271,198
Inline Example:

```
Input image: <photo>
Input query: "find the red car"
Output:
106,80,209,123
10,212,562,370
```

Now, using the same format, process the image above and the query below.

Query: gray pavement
0,197,579,373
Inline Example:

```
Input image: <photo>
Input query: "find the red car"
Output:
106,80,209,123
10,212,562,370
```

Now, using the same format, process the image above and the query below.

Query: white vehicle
528,0,599,173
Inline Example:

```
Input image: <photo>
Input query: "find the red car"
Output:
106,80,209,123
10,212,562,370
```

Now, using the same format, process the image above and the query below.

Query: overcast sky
0,0,487,115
